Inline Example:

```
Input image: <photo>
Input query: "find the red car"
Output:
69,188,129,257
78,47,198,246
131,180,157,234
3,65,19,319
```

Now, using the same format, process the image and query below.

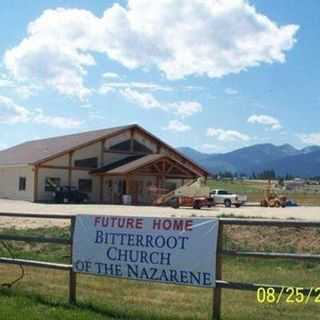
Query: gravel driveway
0,199,319,229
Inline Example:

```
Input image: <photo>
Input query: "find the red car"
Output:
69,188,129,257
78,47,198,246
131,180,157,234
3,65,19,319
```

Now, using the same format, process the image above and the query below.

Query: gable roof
0,123,209,176
0,125,133,166
91,154,200,177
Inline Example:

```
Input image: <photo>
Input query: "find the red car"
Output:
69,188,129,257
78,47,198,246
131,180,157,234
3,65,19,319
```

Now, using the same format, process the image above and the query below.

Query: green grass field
207,179,320,206
0,227,319,319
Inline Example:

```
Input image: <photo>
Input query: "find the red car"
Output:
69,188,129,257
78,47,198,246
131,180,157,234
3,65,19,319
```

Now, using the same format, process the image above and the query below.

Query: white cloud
32,110,83,129
0,95,30,124
299,133,320,145
169,101,202,118
0,79,14,88
248,114,282,130
163,120,191,132
207,128,250,142
4,1,298,98
225,88,238,95
99,81,172,93
88,111,106,120
120,88,163,109
102,72,121,80
0,73,39,99
0,95,82,128
98,85,115,95
119,88,202,117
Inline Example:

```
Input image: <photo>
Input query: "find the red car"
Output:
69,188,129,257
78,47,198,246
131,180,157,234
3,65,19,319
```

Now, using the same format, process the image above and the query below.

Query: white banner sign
73,215,219,288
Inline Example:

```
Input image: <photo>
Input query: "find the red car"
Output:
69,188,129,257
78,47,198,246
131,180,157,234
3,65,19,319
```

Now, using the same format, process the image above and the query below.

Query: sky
0,0,319,153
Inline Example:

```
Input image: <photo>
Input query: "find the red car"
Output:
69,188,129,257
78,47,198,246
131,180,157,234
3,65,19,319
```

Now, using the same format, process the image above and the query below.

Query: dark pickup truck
53,186,89,204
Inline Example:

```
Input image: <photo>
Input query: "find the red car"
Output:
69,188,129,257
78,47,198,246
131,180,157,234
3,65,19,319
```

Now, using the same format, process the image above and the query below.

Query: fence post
69,216,77,304
212,222,224,320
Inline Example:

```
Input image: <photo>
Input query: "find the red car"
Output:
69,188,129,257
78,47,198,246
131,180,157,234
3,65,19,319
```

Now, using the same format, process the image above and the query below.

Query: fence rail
0,212,319,319
0,212,76,304
213,218,320,320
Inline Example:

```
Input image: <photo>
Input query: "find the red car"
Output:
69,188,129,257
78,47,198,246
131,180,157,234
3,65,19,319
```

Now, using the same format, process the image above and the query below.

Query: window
79,179,93,193
74,157,98,168
218,190,229,195
109,139,152,153
18,177,26,191
45,177,61,192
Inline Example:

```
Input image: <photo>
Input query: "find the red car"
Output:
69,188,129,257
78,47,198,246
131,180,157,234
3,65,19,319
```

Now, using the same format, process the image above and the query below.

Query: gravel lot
0,199,319,229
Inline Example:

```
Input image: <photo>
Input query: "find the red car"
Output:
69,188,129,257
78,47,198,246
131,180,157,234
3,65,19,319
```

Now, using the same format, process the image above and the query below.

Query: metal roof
0,125,133,166
0,124,209,176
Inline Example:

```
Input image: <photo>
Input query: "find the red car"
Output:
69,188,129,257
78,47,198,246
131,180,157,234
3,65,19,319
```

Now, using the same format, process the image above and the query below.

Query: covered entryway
91,154,201,205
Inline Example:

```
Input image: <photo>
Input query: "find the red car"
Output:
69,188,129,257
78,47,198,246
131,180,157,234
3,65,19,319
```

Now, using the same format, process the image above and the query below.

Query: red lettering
163,219,172,230
173,220,183,231
152,218,193,231
152,219,161,230
136,218,144,229
185,220,193,231
126,218,134,228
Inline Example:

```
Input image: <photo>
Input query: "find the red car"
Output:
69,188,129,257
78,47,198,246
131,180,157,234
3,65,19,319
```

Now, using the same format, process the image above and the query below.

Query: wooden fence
0,212,76,303
213,218,320,320
0,212,320,319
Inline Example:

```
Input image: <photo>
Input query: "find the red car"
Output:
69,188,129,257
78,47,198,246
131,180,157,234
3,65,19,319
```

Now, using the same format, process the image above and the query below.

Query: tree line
215,170,295,180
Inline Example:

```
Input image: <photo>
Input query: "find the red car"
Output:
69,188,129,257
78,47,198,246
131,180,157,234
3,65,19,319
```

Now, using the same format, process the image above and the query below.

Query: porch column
68,151,73,187
99,175,104,203
125,175,130,194
161,160,166,193
33,166,39,202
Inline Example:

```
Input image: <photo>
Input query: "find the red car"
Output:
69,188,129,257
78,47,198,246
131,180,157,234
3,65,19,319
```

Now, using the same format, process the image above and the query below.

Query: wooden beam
166,164,175,174
39,165,93,171
99,176,104,203
126,176,130,194
0,234,71,245
116,170,194,178
213,224,224,320
151,164,161,173
130,128,134,152
100,139,106,166
165,157,195,176
33,166,39,202
153,162,162,173
0,257,71,271
68,152,73,187
103,150,147,155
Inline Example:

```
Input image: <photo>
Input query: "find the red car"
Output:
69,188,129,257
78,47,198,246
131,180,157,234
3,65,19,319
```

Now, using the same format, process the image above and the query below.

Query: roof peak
0,124,138,166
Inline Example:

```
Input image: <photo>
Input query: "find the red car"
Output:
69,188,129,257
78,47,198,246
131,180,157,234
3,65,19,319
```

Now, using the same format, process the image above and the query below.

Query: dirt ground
0,199,319,229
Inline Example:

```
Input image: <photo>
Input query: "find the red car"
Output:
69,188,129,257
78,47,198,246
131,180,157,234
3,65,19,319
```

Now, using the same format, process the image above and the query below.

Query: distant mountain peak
301,145,320,154
177,143,320,177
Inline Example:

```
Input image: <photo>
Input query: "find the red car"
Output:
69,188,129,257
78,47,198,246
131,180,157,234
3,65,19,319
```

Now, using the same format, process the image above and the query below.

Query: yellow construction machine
260,180,287,208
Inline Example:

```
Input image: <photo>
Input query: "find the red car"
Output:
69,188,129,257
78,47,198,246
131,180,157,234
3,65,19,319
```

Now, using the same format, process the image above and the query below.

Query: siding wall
72,142,102,165
0,166,34,201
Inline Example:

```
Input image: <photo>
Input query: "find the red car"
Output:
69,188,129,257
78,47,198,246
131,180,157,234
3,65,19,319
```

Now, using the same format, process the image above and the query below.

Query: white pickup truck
209,189,247,208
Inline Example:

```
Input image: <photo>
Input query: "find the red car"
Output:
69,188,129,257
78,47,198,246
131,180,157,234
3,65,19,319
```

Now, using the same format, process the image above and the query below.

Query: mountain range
178,144,320,177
